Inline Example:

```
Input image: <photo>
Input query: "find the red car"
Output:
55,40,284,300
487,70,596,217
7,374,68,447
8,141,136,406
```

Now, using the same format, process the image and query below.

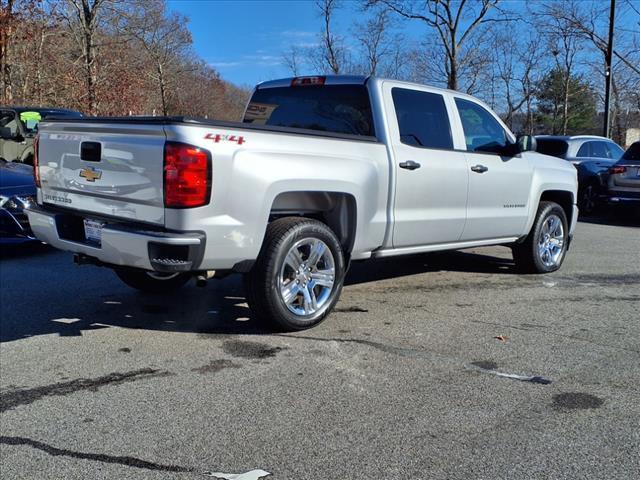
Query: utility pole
602,0,616,138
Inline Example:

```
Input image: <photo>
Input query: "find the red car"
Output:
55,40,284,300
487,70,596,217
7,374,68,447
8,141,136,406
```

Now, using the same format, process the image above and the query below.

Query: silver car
607,141,640,208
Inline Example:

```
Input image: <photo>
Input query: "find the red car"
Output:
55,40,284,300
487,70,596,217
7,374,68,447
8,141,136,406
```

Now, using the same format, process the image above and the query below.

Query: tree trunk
562,73,570,135
0,0,14,102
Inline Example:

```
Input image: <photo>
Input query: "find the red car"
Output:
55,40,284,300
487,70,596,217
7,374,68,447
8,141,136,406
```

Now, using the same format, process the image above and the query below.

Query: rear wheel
512,201,569,274
115,269,191,293
244,217,346,331
578,182,598,215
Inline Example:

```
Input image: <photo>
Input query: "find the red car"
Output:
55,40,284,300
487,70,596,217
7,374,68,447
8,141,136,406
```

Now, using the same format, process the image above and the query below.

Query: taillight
33,134,41,187
163,142,211,208
609,165,626,174
291,76,326,86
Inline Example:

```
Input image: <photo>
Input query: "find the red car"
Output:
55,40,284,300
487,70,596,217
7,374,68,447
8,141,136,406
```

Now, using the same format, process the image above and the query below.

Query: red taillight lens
609,166,626,174
164,141,211,208
33,134,41,187
291,76,326,86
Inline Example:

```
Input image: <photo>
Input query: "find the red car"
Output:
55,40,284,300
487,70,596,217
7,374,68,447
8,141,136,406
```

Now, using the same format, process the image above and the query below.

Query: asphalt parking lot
1,214,639,480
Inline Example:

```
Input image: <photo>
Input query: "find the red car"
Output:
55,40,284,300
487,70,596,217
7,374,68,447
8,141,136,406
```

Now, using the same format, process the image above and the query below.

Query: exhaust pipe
195,270,216,287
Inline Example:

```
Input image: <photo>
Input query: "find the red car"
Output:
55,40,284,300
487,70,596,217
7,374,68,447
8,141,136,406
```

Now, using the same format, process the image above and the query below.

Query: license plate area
83,218,104,246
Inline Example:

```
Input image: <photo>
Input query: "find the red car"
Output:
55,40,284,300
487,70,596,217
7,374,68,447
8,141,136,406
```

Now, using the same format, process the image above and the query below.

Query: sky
167,0,334,87
167,0,638,88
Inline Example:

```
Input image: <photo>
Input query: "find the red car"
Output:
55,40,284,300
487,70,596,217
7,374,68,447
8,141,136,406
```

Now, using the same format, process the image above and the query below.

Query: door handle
399,160,421,170
470,164,489,173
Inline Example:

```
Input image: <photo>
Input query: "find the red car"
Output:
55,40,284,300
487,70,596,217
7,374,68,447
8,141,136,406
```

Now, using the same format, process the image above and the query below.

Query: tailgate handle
80,142,101,162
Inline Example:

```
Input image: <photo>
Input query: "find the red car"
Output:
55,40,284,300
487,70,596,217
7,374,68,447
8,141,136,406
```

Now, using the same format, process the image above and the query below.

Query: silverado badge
79,166,102,182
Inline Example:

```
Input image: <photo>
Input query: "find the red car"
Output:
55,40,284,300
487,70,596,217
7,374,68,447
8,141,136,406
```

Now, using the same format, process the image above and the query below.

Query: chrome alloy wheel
278,238,336,316
537,214,565,268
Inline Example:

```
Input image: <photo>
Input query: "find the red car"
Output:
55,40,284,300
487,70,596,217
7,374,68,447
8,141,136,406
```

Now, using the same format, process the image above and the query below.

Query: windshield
243,84,375,137
536,139,569,158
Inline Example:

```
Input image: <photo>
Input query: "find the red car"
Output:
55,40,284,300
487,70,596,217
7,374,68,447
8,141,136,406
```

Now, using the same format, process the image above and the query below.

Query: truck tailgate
37,122,166,225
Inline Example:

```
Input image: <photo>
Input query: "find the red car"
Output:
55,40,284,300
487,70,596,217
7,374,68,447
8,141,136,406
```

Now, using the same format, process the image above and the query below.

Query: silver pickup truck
27,75,578,330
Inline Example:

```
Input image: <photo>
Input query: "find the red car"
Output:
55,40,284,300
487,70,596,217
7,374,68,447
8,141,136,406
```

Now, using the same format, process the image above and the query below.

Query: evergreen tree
536,67,596,135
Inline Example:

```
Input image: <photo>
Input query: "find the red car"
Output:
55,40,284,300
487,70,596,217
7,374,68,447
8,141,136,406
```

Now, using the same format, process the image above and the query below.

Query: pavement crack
0,368,172,413
278,334,458,365
0,436,193,472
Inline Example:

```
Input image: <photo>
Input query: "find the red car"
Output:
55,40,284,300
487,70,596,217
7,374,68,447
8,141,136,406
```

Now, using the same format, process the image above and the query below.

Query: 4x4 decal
204,133,245,145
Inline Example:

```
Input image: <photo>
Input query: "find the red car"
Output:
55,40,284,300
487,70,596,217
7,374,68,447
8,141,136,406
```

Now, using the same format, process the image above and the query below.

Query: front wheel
244,217,346,331
115,269,191,293
512,201,569,274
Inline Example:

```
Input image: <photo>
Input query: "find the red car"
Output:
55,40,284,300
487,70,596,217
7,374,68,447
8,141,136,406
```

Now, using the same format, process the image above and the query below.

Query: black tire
512,201,569,274
578,182,599,215
115,268,191,293
244,217,346,331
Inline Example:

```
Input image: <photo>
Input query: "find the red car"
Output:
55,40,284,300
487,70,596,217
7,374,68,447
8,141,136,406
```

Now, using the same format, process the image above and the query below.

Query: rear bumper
607,191,640,205
26,205,206,272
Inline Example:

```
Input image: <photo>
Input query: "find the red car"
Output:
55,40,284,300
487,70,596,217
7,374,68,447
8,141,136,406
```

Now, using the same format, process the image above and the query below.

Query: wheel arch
539,190,574,227
268,191,357,257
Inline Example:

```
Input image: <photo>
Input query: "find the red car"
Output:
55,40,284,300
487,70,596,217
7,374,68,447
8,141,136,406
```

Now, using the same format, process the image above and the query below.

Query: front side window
391,88,453,149
455,98,509,153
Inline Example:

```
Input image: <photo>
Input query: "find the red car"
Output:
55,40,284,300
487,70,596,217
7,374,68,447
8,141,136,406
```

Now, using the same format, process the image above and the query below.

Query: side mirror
517,135,537,153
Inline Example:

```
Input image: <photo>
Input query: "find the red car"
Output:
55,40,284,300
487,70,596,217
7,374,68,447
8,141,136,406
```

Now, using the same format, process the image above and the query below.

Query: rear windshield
243,85,375,137
620,142,640,163
536,139,569,158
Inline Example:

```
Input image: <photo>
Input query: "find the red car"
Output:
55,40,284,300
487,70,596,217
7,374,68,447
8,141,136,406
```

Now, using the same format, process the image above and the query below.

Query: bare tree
114,0,192,115
354,9,392,75
61,0,109,114
282,45,303,76
315,0,345,74
490,26,545,133
0,0,16,101
370,0,508,90
537,0,640,141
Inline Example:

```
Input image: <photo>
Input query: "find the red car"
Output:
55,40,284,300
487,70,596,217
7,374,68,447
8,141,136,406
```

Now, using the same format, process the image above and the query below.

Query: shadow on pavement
578,206,640,228
0,242,53,260
1,248,517,343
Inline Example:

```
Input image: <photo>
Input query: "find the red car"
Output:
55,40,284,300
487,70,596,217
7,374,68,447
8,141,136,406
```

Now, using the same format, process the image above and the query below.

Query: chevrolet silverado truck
26,75,578,330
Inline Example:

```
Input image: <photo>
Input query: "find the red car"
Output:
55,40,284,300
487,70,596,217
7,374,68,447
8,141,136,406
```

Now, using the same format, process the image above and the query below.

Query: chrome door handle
470,164,488,173
399,160,421,170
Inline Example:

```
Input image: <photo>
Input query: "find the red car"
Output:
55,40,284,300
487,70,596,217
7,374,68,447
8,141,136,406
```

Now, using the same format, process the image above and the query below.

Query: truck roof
256,75,478,99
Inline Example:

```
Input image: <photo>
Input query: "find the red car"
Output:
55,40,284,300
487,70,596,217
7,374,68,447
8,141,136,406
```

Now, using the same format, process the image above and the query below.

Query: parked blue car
0,159,37,244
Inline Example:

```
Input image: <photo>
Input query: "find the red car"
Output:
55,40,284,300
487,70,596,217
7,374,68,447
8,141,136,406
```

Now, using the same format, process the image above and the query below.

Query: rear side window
606,142,624,159
621,142,640,163
243,85,375,137
392,88,452,149
455,98,508,153
536,139,569,158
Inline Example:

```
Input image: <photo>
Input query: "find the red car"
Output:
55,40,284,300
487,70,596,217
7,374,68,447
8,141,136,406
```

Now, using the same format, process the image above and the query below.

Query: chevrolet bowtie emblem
79,167,102,182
